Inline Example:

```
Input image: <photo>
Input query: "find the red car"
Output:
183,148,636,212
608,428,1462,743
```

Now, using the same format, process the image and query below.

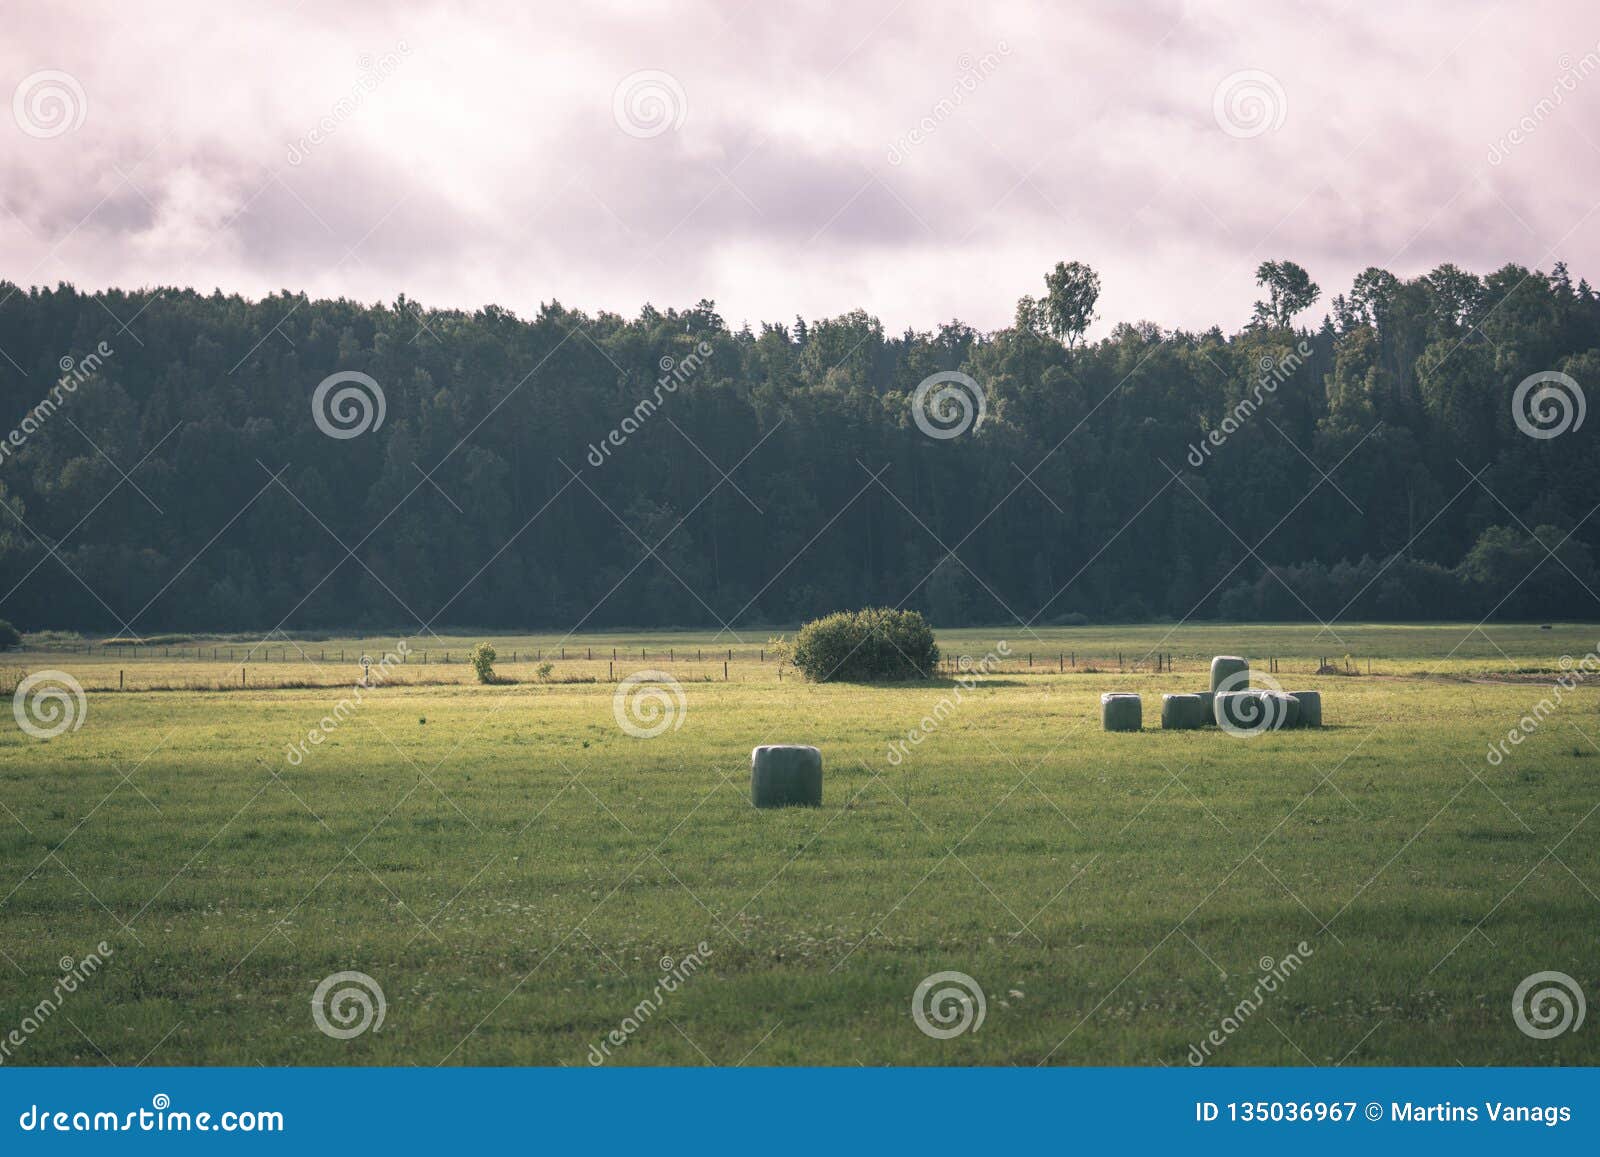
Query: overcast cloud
3,0,1599,336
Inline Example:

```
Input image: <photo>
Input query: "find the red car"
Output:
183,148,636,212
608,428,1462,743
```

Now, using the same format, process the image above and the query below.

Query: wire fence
5,641,1373,694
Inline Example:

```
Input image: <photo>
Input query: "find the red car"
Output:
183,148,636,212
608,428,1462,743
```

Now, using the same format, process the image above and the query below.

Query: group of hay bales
1101,655,1323,733
751,654,1326,808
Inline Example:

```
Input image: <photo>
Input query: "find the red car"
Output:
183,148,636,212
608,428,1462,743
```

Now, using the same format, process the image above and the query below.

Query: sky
3,0,1600,338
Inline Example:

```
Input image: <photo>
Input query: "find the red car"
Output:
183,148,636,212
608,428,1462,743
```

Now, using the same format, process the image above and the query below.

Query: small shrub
790,608,939,683
0,619,20,651
767,635,793,675
535,661,554,681
469,642,498,684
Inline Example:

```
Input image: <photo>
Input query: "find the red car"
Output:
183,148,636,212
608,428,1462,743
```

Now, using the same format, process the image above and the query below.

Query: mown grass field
1,623,1598,1066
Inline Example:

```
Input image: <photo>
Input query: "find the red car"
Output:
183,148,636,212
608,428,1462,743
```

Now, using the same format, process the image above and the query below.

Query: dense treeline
0,259,1597,635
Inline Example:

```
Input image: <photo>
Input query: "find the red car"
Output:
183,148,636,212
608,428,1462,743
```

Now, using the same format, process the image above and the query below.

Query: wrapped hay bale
751,745,823,808
1288,690,1321,728
1214,689,1275,733
1196,690,1214,724
1213,690,1250,729
1217,690,1297,733
1263,691,1298,729
1210,655,1249,693
1161,693,1207,730
1101,692,1142,732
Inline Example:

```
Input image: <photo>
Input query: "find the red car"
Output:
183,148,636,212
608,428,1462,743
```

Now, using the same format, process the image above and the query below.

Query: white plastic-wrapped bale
1288,690,1322,728
1161,693,1207,730
1213,690,1250,729
1101,692,1142,732
1210,655,1249,693
1215,689,1288,732
1264,691,1299,729
751,745,823,808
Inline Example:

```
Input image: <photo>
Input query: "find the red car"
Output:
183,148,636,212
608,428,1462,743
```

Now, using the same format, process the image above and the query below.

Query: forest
0,258,1596,634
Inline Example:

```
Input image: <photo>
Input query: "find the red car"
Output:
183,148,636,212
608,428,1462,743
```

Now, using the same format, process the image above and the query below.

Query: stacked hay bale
1096,654,1323,736
1160,693,1207,730
1210,655,1249,694
1101,692,1142,732
1210,656,1251,729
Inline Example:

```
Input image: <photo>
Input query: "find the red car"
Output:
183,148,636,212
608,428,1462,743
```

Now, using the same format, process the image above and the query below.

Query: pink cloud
3,0,1598,335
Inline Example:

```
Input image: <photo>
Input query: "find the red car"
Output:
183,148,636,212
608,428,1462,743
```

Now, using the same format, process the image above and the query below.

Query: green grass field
2,623,1598,1066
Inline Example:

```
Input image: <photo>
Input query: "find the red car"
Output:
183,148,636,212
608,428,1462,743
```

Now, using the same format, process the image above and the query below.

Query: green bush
0,619,19,651
469,642,497,684
790,608,939,682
